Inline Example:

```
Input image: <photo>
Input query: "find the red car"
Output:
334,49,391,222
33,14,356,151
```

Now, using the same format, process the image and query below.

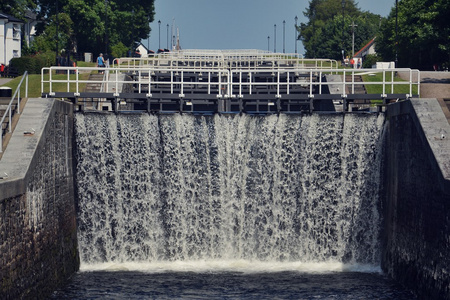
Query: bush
9,51,56,75
362,54,382,68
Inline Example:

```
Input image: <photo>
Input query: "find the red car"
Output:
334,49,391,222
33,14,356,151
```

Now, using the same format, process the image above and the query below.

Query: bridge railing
1,71,28,153
41,66,420,101
112,51,337,72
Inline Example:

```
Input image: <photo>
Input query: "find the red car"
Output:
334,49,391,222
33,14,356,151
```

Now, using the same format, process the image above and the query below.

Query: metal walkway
41,50,420,113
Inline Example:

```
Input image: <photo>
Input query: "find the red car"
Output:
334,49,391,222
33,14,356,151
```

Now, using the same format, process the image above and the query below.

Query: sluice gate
41,50,420,114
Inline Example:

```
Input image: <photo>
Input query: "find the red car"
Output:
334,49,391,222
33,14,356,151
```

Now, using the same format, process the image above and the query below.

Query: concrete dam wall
0,98,449,299
383,99,450,300
0,99,79,299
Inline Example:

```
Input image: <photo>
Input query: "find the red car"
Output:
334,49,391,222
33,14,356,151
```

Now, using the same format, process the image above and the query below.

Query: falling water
74,113,385,271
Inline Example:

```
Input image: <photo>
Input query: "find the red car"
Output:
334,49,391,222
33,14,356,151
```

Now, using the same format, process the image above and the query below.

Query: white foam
75,114,385,268
80,260,382,274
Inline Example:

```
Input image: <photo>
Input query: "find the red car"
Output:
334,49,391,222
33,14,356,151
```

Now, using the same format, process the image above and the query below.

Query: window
13,24,21,40
13,50,19,58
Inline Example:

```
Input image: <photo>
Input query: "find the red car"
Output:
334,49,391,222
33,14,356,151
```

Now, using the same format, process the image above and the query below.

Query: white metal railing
41,66,420,102
1,71,28,153
112,56,337,71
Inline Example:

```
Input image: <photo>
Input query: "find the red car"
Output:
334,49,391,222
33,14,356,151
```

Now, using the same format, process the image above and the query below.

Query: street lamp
341,0,346,62
274,24,277,53
268,36,270,52
283,20,286,53
166,24,169,49
105,0,109,56
395,0,398,67
295,16,298,54
158,20,161,49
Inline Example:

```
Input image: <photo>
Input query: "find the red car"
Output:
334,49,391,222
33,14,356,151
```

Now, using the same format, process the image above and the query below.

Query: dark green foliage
362,54,382,68
0,0,36,18
298,0,382,61
376,0,450,69
10,51,56,75
33,0,155,58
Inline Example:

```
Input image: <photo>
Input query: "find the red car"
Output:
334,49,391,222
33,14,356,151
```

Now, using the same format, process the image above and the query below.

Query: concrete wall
0,99,79,299
383,99,450,300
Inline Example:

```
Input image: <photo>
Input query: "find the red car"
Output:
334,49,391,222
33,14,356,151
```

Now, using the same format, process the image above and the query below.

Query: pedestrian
97,53,105,74
0,64,4,77
357,58,361,69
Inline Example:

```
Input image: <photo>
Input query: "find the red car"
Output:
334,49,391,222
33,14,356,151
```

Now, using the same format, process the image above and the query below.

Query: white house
0,12,23,66
24,11,38,48
135,43,155,58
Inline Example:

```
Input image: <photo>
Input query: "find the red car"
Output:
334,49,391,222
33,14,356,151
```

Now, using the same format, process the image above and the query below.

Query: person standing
97,53,105,74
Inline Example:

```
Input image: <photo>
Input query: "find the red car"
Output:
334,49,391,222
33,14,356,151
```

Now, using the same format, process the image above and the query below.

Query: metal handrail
41,67,420,101
1,71,29,153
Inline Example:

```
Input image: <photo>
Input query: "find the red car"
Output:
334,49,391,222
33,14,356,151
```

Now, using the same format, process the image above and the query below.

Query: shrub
362,54,382,68
9,51,56,75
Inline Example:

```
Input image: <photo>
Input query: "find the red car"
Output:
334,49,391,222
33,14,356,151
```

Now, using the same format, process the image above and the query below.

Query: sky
142,0,395,55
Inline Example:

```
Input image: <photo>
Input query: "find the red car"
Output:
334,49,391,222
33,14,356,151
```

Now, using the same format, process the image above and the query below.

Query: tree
33,0,155,58
298,0,381,61
0,0,35,18
376,0,450,69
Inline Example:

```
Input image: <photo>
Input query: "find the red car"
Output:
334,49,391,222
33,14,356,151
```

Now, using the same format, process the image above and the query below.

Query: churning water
58,113,416,298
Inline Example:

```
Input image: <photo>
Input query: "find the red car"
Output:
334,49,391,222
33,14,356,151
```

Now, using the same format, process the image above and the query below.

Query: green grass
76,61,96,68
1,72,91,98
362,72,419,95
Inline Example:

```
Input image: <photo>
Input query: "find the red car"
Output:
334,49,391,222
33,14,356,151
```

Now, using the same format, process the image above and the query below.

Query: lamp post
166,24,169,49
105,0,108,56
55,0,59,65
274,24,276,53
283,20,286,53
158,20,161,50
395,0,398,67
341,0,346,62
268,36,270,52
295,16,298,54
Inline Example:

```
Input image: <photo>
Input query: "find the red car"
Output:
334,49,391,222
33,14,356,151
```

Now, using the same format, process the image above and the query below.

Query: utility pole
349,21,357,57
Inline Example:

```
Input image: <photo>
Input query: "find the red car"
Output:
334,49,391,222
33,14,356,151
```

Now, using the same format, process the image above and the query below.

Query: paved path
0,78,13,86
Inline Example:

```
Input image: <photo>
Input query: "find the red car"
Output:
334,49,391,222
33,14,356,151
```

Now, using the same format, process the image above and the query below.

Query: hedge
9,52,56,75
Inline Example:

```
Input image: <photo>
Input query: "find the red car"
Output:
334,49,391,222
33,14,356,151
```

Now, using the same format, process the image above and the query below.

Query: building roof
0,12,24,23
353,37,376,58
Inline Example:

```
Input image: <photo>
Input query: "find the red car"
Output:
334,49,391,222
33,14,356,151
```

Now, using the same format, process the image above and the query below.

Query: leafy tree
33,0,155,58
298,0,381,61
30,13,74,55
0,0,35,18
376,0,450,69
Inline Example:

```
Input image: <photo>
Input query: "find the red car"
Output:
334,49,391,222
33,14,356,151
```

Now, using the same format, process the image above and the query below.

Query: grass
1,72,91,98
362,72,419,96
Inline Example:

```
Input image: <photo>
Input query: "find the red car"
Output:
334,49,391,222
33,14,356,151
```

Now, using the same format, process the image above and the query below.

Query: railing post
25,72,28,98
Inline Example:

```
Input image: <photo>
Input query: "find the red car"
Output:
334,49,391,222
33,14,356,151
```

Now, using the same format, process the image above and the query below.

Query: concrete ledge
410,99,450,181
387,98,450,193
0,98,55,200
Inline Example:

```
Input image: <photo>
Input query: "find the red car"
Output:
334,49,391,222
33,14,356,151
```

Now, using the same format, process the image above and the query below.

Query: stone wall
383,99,450,300
0,99,79,299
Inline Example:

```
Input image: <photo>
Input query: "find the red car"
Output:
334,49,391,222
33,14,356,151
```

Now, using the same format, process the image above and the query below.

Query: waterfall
74,113,385,269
